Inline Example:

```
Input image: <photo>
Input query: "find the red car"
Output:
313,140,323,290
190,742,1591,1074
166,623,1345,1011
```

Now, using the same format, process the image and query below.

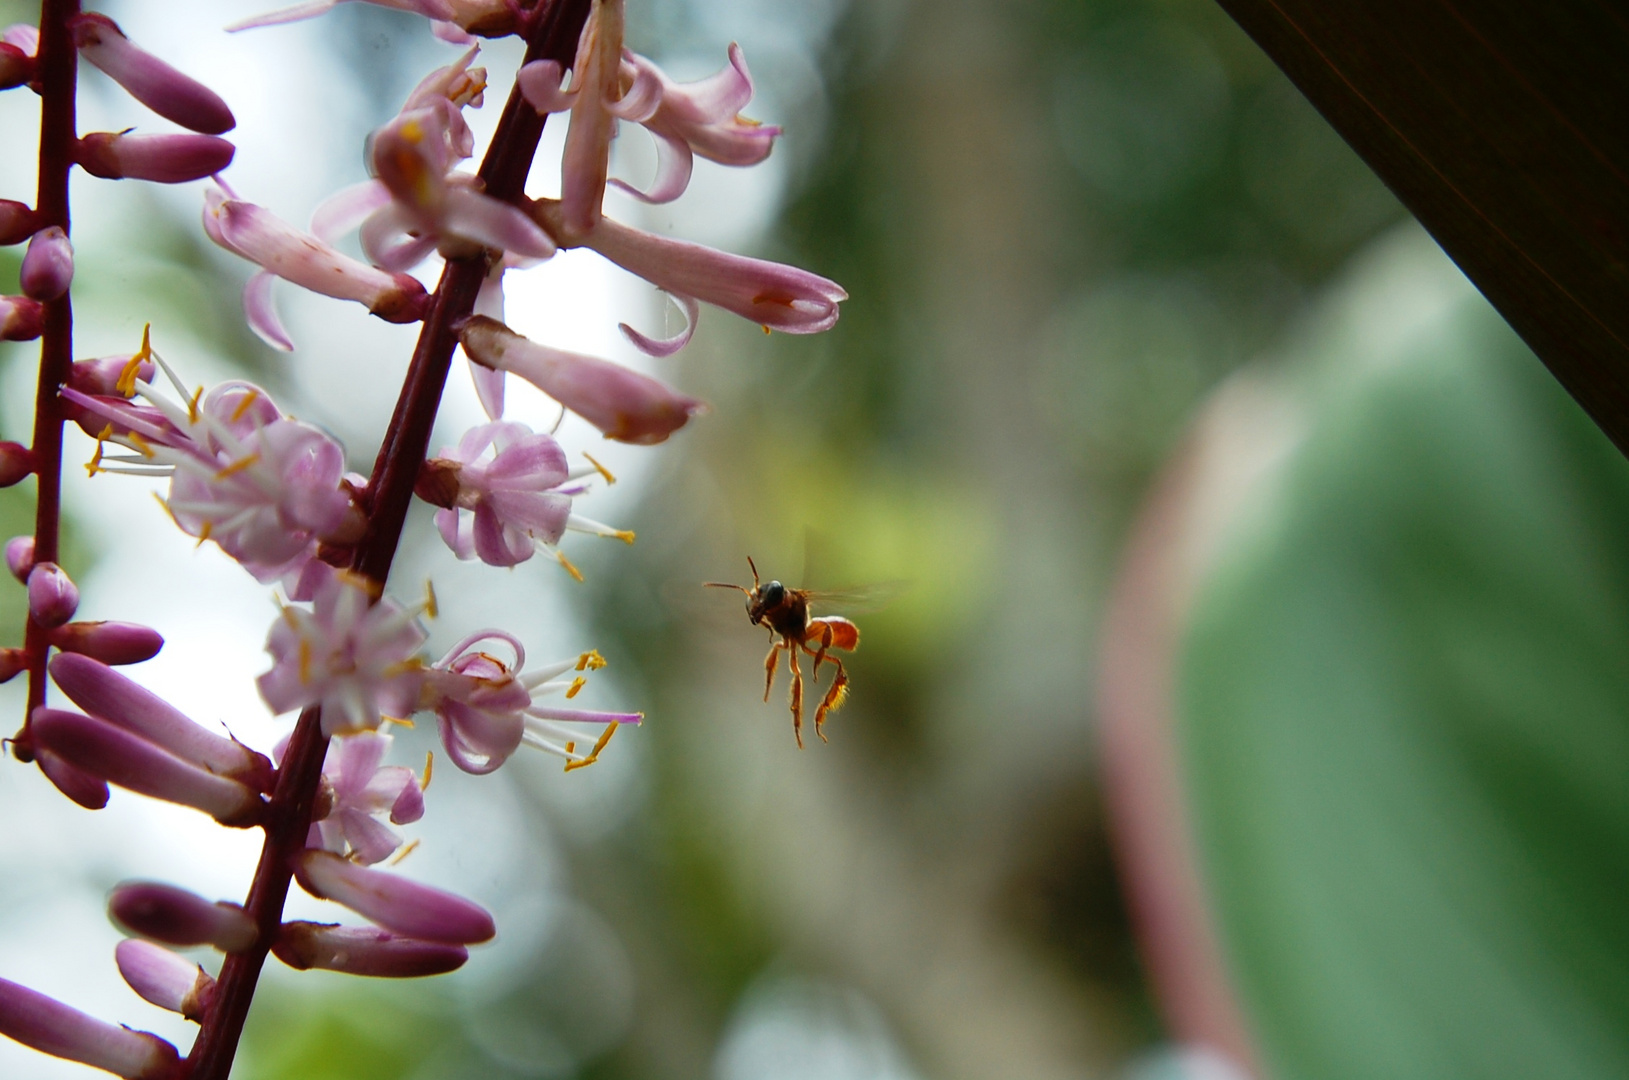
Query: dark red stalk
12,0,80,762
183,3,591,1077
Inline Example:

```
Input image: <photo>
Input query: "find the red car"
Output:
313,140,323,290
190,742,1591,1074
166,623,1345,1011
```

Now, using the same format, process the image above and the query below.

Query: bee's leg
809,622,834,677
762,640,782,703
787,639,805,750
812,654,849,744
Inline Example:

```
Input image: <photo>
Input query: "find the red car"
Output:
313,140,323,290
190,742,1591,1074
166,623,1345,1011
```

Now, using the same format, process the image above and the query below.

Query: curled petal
440,186,555,260
619,291,698,358
243,270,293,351
71,14,235,135
76,132,235,184
516,59,570,113
274,922,467,977
109,881,258,953
295,850,495,944
0,977,179,1080
310,179,391,243
609,131,693,205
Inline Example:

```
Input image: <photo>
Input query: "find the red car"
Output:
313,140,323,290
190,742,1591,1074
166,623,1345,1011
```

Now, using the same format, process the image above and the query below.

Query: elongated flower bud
76,131,235,184
460,316,702,445
51,654,271,788
0,295,43,341
20,226,72,300
27,562,78,628
0,199,35,244
114,940,214,1022
0,648,23,684
0,440,33,487
274,922,469,977
295,850,495,944
71,14,234,135
5,535,33,581
36,747,111,809
69,354,154,397
0,977,178,1079
108,882,257,954
31,708,265,826
0,41,32,91
49,622,164,666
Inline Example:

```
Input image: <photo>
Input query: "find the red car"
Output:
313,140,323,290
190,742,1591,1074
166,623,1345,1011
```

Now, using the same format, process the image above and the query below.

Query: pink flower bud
295,850,495,945
5,535,34,581
0,199,33,244
49,621,164,665
35,747,111,809
108,881,257,954
0,977,179,1079
27,562,78,628
0,440,34,487
20,226,72,300
0,648,25,684
71,14,234,135
0,295,43,341
76,131,235,184
69,353,154,396
51,654,272,790
0,41,32,90
30,708,265,826
460,316,703,445
114,939,214,1021
273,922,469,977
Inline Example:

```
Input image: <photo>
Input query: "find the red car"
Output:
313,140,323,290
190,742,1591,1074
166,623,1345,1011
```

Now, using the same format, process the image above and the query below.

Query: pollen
230,388,261,423
583,452,617,485
565,676,586,699
612,529,636,545
214,452,261,480
576,649,607,671
563,722,617,772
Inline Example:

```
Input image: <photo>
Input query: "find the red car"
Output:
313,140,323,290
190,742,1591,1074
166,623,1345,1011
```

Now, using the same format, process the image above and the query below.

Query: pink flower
257,565,428,735
227,0,518,39
114,939,215,1021
294,849,494,944
0,978,179,1080
422,631,640,774
0,294,44,341
273,922,468,977
70,13,234,135
422,421,632,570
108,881,257,953
76,131,235,183
309,730,427,865
459,315,703,445
26,561,76,627
203,183,429,350
19,226,72,301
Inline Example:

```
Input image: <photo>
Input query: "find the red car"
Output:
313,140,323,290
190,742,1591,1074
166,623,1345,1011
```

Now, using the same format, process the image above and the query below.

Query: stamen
229,388,261,423
563,723,617,772
421,752,433,792
383,715,416,729
423,580,439,619
565,676,586,699
126,431,156,459
388,839,420,866
195,520,213,548
84,425,112,477
298,639,312,685
554,549,584,582
576,650,607,672
214,452,261,480
188,385,204,424
115,327,151,397
582,452,616,485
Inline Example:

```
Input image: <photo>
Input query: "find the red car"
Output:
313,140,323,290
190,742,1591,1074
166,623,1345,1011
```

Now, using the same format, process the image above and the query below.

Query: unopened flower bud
49,621,164,665
76,131,235,184
30,708,265,826
108,881,257,954
70,353,153,397
0,295,43,340
460,315,703,445
0,647,24,683
0,440,34,487
295,850,495,945
5,535,34,581
71,14,234,135
0,41,32,90
273,922,469,977
51,654,272,790
35,747,111,809
0,977,179,1079
27,562,78,627
114,939,214,1021
0,199,33,244
20,226,72,300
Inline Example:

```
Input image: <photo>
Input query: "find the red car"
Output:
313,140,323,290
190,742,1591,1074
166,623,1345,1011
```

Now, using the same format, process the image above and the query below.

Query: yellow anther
152,492,183,528
388,839,421,866
85,445,105,478
195,520,213,548
556,550,585,582
564,722,617,772
126,431,155,459
423,580,439,619
230,388,261,424
565,676,586,699
188,385,203,424
336,569,383,600
421,751,433,792
383,714,415,729
576,649,607,672
582,452,616,485
213,452,261,480
564,740,576,757
298,639,312,685
762,324,772,335
611,529,636,545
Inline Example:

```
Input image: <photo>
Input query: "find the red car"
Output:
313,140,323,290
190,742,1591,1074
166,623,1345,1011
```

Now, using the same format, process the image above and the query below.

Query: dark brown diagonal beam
1215,0,1629,453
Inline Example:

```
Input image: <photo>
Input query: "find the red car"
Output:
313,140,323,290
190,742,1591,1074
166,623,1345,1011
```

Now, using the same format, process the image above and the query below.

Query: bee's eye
762,582,785,606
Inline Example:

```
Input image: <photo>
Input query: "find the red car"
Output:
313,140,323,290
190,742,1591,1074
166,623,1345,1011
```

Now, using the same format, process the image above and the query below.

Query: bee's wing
800,580,909,615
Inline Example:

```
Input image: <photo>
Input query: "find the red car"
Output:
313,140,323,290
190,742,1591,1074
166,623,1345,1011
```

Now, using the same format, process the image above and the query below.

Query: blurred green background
6,0,1623,1078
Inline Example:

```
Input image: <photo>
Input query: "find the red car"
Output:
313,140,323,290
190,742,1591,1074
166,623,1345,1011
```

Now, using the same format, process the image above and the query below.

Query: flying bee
705,557,869,749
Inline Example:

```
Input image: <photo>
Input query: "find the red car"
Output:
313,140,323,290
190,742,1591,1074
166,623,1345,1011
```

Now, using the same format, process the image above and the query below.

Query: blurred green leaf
1180,286,1629,1076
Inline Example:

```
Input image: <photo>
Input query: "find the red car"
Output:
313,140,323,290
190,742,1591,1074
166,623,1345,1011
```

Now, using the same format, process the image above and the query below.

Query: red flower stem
12,0,80,762
184,4,591,1077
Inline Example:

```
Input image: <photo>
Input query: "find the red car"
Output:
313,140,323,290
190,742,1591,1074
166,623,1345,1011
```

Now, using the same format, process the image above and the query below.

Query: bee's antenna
746,556,760,589
703,581,750,593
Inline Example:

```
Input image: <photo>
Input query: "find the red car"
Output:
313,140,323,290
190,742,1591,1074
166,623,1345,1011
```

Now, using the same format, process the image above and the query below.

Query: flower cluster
0,2,843,1078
